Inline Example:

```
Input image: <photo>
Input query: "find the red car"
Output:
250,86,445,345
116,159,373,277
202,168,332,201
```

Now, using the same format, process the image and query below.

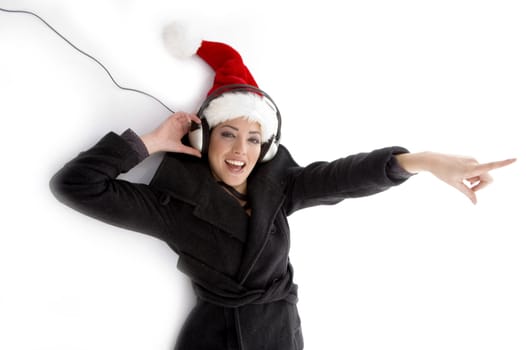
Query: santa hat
162,23,279,143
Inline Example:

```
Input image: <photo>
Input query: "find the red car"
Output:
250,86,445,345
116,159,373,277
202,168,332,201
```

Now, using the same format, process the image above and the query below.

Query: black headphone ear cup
259,136,279,162
188,119,210,154
259,142,270,162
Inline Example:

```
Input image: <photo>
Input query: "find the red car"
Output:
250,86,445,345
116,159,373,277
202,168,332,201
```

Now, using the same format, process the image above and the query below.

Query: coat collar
150,152,248,241
150,146,299,283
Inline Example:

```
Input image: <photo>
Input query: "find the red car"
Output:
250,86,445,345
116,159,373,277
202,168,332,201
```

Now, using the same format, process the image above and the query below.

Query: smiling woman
47,30,517,349
2,1,523,349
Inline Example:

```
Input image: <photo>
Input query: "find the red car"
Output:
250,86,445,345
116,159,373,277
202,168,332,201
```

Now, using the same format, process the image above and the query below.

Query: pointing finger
471,158,516,176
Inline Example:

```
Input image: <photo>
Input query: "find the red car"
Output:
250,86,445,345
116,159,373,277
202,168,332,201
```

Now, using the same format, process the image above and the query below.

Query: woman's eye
249,137,261,145
221,131,235,139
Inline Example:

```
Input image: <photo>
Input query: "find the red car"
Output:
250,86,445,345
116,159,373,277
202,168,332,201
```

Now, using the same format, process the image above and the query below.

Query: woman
50,40,515,350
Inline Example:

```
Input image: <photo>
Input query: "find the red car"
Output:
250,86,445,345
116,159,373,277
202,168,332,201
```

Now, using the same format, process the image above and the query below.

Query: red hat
162,23,279,143
197,40,258,94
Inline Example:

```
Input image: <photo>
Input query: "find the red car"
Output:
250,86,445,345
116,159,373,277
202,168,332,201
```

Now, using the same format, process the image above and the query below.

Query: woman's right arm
395,152,516,204
49,112,201,241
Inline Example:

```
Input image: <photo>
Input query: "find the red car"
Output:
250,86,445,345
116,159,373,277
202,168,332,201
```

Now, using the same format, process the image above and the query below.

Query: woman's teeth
226,160,245,167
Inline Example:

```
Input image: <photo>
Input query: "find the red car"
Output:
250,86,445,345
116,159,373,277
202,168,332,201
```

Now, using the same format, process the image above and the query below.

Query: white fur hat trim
202,92,278,142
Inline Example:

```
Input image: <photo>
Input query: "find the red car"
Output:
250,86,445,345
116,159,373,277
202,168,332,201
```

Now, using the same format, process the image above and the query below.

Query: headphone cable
0,7,175,113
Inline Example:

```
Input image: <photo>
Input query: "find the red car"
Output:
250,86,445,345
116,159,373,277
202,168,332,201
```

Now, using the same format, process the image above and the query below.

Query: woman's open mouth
225,159,246,173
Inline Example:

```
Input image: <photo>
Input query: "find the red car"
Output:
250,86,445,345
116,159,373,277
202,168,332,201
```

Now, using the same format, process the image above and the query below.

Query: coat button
160,193,171,205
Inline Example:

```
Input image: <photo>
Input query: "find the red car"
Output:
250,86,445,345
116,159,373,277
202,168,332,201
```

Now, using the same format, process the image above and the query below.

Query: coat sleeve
49,131,177,244
284,146,412,215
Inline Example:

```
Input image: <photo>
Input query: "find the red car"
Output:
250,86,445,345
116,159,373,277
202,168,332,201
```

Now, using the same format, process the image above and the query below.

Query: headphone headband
189,84,282,162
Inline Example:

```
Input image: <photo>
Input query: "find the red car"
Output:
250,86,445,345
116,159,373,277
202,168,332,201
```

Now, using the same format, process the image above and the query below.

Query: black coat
50,131,410,350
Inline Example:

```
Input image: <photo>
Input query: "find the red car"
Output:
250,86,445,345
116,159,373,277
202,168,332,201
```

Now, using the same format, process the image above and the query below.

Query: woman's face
208,117,262,194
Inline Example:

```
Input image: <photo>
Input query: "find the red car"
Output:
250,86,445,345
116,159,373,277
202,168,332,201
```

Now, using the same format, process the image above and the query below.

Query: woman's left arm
395,152,516,204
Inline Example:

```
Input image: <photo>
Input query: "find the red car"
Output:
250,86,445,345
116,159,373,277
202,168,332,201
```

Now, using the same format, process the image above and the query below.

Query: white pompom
162,21,202,58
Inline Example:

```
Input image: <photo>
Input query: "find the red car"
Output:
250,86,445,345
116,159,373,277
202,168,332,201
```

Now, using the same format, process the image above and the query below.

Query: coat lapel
150,152,248,241
237,166,286,284
192,180,249,242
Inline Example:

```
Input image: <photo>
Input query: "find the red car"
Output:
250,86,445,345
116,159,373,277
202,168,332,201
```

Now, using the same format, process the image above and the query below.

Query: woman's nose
232,138,246,155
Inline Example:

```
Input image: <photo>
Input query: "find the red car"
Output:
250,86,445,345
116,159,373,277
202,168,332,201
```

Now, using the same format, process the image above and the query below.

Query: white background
1,0,524,349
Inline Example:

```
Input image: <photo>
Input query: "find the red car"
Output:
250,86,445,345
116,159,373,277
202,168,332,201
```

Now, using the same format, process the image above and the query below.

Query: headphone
189,84,282,162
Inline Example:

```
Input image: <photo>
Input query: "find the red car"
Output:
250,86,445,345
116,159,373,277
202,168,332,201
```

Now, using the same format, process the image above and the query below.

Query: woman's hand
395,152,516,204
140,112,202,157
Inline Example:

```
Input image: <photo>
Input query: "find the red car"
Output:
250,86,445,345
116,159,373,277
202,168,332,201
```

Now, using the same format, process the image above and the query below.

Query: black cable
0,7,174,113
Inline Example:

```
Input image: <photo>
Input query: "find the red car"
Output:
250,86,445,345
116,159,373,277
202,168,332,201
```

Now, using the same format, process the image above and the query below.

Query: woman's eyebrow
221,125,238,131
222,124,261,135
